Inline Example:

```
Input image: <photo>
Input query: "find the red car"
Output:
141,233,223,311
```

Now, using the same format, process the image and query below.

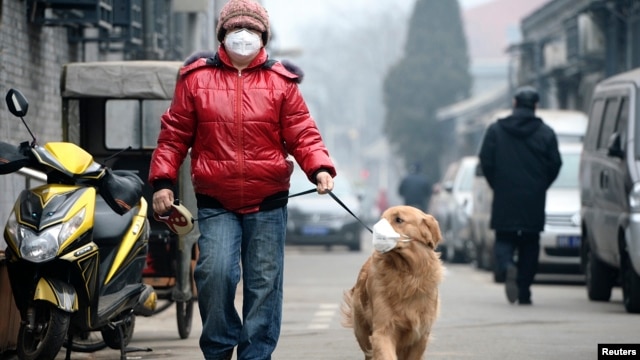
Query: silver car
580,68,640,313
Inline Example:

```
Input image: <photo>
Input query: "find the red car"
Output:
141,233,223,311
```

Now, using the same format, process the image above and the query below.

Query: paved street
2,235,637,360
47,246,368,360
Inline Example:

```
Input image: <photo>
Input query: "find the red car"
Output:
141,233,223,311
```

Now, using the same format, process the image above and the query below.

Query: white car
538,143,582,273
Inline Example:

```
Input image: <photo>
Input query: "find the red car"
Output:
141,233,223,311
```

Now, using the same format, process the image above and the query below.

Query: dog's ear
422,214,442,249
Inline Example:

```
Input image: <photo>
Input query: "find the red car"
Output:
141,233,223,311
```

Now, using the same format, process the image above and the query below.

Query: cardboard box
0,253,21,354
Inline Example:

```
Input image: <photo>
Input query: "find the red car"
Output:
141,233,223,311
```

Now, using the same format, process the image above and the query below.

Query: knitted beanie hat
216,0,270,46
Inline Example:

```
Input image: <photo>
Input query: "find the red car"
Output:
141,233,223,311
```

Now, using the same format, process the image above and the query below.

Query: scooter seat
93,195,138,246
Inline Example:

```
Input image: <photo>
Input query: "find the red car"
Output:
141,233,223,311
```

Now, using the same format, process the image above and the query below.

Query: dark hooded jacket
398,165,432,211
478,107,562,232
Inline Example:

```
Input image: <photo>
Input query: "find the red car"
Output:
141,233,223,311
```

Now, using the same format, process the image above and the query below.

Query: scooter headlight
10,207,86,263
59,208,86,244
5,210,19,242
19,224,61,263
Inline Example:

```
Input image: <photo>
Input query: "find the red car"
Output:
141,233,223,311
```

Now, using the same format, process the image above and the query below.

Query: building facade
0,0,217,229
514,0,640,112
434,0,640,181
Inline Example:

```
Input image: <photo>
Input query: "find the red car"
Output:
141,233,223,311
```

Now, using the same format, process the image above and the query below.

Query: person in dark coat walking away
478,86,562,305
398,163,432,211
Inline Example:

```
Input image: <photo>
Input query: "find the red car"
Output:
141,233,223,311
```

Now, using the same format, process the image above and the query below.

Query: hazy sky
264,0,493,49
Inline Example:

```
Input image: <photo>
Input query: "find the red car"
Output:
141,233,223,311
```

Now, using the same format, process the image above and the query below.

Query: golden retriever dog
342,206,444,360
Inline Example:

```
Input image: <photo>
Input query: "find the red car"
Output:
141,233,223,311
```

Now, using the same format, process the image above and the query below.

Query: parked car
286,165,363,251
538,142,582,274
470,108,588,280
428,156,477,263
580,67,640,313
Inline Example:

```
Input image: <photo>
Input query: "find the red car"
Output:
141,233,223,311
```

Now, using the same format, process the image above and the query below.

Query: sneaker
505,264,518,304
518,299,532,305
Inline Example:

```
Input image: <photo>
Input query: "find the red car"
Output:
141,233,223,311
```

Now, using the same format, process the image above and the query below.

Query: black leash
193,188,317,222
327,190,373,234
192,188,373,234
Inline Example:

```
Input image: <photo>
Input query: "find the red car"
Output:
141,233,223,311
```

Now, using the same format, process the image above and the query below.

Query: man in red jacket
148,1,335,358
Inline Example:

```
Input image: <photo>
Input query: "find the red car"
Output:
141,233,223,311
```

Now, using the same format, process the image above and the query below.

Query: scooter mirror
5,89,29,118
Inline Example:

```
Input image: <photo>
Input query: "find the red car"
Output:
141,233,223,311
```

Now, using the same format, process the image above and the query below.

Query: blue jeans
194,207,287,360
494,231,540,301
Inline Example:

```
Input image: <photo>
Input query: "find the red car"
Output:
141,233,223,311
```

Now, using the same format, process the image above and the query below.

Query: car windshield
289,167,352,197
551,152,579,189
458,163,476,191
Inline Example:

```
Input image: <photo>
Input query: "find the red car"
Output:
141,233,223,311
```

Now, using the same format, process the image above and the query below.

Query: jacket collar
217,46,268,71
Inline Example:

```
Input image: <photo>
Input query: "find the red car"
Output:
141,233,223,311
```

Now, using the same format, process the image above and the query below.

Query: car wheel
585,243,615,301
442,225,455,262
437,245,448,261
475,242,485,269
450,247,467,264
347,240,361,252
464,240,475,264
493,267,505,283
482,242,494,271
621,250,640,313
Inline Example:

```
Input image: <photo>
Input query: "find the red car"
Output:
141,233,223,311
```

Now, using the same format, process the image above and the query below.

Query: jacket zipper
236,70,244,205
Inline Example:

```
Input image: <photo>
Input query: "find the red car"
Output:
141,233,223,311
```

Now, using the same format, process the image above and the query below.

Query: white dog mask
372,218,411,253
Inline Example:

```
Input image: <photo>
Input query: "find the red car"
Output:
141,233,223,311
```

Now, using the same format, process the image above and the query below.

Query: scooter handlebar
0,141,32,175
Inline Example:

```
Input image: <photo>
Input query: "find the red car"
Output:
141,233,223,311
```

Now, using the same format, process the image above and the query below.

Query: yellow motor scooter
1,89,156,360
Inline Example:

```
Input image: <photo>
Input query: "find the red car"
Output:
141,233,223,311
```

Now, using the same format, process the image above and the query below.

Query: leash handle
327,190,373,234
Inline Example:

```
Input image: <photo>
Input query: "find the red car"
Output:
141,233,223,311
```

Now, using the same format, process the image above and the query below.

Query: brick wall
0,0,81,228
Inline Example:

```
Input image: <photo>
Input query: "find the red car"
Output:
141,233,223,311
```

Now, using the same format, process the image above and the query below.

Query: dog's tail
340,289,354,328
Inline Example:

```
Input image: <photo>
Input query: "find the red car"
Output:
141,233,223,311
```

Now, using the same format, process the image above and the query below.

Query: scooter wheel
176,299,194,339
63,331,107,352
17,304,70,360
101,313,136,350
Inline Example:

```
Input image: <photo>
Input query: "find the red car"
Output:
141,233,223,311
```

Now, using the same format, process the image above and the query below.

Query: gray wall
0,1,80,227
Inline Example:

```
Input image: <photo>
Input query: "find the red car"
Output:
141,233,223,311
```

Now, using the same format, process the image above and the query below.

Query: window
106,100,140,149
142,100,169,148
597,97,620,149
551,152,580,189
616,97,628,150
457,162,476,192
585,99,604,151
105,99,171,149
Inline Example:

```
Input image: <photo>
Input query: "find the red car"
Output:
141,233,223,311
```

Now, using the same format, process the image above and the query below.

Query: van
580,67,640,313
471,109,588,281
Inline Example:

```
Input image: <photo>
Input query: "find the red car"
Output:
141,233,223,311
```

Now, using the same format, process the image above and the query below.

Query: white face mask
372,219,411,253
224,29,262,59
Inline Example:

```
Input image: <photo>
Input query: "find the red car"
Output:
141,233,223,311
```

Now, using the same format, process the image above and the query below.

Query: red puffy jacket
148,47,336,214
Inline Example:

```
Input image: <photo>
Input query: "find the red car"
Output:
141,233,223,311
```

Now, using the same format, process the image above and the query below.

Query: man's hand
315,171,334,194
153,188,175,214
